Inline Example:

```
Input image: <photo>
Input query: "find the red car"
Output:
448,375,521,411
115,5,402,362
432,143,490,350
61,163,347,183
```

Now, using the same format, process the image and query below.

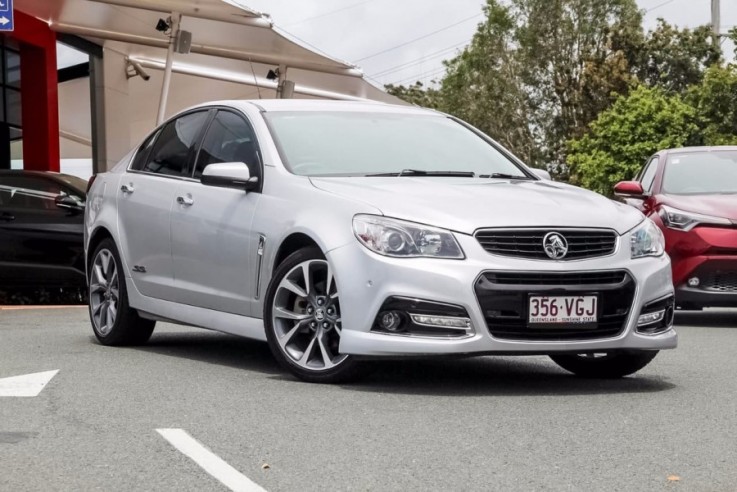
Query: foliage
567,85,701,195
687,64,737,146
635,20,721,94
385,81,440,109
435,1,542,165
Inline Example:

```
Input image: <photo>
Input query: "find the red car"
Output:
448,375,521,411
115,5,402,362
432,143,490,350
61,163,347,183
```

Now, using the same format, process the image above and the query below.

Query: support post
712,0,721,41
156,12,181,125
276,64,287,98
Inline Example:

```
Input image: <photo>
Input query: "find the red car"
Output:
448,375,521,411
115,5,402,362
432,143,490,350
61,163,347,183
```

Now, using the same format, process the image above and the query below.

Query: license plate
528,295,597,325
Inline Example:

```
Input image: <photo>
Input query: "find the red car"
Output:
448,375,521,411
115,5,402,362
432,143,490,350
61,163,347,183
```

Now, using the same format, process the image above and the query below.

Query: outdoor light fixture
155,17,171,33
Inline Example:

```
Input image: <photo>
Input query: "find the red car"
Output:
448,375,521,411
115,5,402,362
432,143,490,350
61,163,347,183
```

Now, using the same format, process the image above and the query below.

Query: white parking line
156,428,267,492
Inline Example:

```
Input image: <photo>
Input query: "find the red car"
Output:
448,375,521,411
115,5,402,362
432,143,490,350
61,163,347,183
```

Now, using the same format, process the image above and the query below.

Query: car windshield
263,111,530,178
663,151,737,195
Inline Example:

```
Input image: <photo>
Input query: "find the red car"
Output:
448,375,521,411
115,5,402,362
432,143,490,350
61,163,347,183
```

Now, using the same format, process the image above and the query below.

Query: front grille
475,270,635,341
702,270,737,292
475,228,617,260
488,271,627,286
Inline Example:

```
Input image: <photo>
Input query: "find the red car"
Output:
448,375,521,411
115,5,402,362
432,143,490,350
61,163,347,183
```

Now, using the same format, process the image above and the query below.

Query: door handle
176,195,194,206
0,212,14,221
121,183,135,194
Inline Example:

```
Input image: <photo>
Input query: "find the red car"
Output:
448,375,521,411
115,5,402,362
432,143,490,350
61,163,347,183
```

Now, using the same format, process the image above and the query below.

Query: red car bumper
656,216,737,308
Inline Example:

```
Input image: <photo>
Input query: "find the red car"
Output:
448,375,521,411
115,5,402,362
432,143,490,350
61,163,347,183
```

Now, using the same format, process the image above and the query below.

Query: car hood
662,194,737,222
310,177,644,235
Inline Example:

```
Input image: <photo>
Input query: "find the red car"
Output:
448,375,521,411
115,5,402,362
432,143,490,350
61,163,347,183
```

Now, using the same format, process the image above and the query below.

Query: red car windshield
663,151,737,195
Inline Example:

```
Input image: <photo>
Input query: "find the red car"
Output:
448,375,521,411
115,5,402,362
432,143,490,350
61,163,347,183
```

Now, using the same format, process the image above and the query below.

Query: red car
614,146,737,310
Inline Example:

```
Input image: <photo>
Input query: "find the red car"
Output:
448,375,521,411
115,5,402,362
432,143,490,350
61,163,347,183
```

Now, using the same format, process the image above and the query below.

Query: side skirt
126,277,267,341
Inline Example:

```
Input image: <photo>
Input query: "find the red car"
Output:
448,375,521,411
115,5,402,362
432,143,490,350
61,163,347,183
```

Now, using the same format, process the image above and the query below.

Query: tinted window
264,112,527,177
130,129,161,171
0,176,71,211
143,111,209,177
663,151,737,195
639,157,659,192
194,111,261,180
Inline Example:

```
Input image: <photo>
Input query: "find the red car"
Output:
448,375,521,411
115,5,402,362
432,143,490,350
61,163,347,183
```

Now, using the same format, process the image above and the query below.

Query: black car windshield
263,111,530,178
663,151,737,195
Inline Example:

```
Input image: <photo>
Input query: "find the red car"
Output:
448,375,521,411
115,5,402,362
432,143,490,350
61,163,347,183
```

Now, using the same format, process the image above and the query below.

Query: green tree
436,1,541,164
687,64,737,145
567,85,701,195
385,81,440,108
514,0,644,166
635,20,721,94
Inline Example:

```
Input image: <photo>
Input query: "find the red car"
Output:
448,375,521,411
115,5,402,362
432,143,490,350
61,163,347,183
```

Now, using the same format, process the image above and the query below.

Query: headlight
353,215,464,259
630,219,665,259
658,204,731,232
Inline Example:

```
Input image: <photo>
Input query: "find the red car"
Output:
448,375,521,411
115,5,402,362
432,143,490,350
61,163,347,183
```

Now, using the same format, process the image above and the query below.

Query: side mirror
55,194,85,214
613,180,646,199
201,162,259,191
531,168,552,180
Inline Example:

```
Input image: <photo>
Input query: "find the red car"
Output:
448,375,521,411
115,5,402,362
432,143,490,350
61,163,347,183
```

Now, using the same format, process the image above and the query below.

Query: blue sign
0,0,13,32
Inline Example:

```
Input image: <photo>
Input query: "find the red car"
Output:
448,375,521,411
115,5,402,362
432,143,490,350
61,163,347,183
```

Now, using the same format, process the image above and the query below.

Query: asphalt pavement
1,306,736,491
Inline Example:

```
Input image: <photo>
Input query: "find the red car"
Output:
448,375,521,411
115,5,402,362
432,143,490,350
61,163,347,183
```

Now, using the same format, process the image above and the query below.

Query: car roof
0,170,87,193
189,98,439,116
0,170,77,179
659,146,737,156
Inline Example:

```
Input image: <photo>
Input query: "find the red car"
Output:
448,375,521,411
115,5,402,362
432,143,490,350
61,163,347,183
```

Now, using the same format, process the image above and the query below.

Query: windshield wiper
365,169,476,177
479,173,533,180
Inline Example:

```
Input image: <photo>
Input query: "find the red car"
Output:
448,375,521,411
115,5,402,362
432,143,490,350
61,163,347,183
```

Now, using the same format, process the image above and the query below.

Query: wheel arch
272,232,321,272
86,226,114,277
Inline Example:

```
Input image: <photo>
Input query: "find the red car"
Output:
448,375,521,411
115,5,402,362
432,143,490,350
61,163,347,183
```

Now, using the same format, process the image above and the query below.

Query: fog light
379,311,403,332
409,314,472,331
688,277,700,287
638,309,665,327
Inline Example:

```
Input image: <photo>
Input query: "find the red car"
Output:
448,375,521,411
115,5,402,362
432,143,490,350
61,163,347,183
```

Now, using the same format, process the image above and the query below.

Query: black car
0,170,87,289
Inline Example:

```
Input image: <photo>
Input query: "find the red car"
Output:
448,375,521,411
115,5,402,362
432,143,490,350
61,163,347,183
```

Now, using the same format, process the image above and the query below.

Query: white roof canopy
17,0,401,103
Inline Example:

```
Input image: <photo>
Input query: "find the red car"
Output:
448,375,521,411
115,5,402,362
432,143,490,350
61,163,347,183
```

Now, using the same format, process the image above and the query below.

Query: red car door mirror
613,181,646,199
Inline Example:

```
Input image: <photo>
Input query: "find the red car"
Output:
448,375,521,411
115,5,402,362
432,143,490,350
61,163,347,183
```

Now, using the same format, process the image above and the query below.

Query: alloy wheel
272,259,348,371
89,248,120,336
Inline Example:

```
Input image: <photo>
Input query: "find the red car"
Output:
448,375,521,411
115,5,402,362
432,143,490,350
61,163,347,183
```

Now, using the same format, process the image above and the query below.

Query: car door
117,109,211,300
0,174,85,286
169,109,263,315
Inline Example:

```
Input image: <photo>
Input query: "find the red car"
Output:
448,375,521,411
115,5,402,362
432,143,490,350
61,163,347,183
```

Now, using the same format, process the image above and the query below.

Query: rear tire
264,247,367,383
550,351,658,378
88,238,155,346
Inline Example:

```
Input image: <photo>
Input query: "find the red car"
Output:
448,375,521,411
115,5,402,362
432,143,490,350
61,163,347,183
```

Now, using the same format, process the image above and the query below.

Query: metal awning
17,0,401,105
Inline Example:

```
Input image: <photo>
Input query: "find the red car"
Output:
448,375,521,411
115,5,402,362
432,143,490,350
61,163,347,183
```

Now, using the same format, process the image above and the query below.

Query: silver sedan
84,99,676,383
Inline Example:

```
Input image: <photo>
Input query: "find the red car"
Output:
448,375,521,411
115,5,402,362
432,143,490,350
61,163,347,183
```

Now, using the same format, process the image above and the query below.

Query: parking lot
0,307,735,491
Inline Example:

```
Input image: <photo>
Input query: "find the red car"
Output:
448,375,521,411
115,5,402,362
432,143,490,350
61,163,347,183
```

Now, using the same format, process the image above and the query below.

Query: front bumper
329,233,677,357
663,224,737,308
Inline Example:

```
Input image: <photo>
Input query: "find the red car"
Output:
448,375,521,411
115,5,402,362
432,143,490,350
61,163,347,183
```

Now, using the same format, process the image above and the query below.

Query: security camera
155,17,171,33
125,59,151,81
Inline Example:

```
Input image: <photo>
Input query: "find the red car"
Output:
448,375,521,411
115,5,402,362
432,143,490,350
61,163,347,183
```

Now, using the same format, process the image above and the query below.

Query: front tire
550,351,658,378
264,247,366,383
88,239,155,346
